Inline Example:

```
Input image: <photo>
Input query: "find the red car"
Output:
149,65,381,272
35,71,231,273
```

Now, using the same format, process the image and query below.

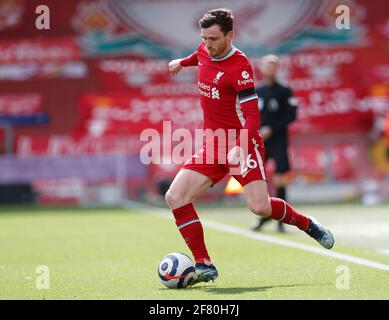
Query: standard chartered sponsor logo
140,121,250,170
198,81,220,99
199,89,211,98
198,81,211,91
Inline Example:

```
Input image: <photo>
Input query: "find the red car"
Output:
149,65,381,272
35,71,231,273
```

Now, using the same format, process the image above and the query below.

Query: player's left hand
227,146,244,166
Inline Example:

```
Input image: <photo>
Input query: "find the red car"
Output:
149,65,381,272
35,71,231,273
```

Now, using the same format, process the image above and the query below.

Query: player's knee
165,189,176,208
249,202,272,217
165,189,190,209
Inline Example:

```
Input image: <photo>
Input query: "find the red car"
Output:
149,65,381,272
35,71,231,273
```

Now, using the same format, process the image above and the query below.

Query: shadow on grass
201,283,334,295
159,283,333,295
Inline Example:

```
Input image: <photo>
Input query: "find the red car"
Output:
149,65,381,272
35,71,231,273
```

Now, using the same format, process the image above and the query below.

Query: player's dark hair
199,8,234,35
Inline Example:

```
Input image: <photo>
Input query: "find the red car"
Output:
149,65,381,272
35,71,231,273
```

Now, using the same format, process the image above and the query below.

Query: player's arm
228,62,260,165
236,62,260,144
168,51,198,76
179,51,198,67
237,87,260,143
268,87,298,134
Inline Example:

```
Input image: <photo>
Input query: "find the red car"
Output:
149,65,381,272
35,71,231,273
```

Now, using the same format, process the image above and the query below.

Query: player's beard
208,41,228,58
207,47,217,57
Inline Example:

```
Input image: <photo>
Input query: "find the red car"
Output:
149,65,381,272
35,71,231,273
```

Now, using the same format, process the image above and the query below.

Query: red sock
172,203,211,264
270,197,311,231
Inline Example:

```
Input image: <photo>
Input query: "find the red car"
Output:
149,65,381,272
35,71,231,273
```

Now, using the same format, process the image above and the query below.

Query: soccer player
167,8,334,284
251,54,297,233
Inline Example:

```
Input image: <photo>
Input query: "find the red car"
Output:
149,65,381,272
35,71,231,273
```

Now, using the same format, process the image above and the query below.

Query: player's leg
252,149,272,231
252,140,292,233
244,180,309,231
236,136,334,249
165,169,213,264
243,180,334,249
165,167,223,283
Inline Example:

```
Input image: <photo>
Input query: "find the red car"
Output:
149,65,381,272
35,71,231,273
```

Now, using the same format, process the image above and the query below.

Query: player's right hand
227,146,244,166
168,59,183,76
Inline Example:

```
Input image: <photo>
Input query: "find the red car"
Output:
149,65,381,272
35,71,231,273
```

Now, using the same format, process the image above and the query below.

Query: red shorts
182,133,267,187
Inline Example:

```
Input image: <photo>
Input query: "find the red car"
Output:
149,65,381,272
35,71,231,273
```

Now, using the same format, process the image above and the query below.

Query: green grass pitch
1,203,389,299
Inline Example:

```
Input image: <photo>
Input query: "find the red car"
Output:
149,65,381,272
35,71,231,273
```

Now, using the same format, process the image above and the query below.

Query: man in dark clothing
252,55,298,233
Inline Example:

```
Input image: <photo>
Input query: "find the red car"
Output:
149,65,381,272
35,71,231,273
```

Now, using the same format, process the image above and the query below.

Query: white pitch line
203,220,389,272
124,202,389,272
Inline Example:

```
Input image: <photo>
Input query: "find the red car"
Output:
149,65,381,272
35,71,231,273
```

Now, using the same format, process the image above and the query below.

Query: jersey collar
211,45,237,62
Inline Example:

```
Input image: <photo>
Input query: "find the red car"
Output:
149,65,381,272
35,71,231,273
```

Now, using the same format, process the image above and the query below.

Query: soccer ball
158,252,196,289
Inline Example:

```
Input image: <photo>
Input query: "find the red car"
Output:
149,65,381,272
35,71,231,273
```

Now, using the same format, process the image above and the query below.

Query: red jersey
180,43,260,149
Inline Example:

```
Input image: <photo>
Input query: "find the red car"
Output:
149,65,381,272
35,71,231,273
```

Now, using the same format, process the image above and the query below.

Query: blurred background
0,0,388,208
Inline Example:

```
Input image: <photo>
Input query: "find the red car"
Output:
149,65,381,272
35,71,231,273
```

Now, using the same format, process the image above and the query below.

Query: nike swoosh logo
165,272,186,280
